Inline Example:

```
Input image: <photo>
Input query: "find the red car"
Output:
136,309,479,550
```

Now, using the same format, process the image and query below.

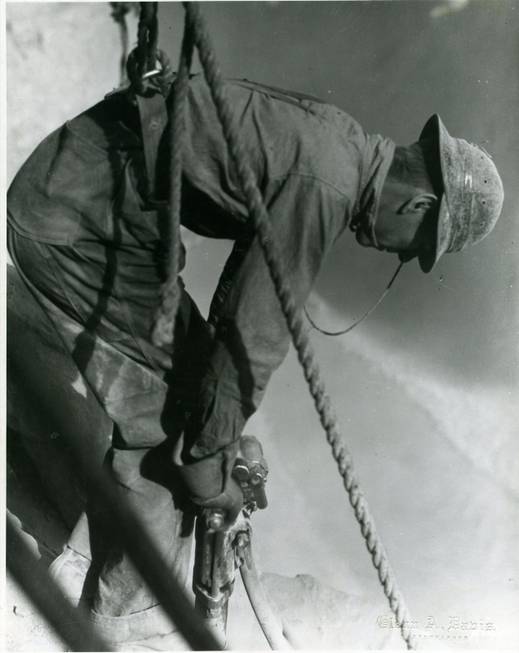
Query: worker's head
363,115,504,272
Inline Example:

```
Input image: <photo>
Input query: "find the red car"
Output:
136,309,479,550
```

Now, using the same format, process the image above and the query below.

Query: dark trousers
8,226,212,636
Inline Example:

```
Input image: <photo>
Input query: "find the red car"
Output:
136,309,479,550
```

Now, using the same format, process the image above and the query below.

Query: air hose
239,550,294,650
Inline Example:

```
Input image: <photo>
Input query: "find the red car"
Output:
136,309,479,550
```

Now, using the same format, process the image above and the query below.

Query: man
7,74,504,646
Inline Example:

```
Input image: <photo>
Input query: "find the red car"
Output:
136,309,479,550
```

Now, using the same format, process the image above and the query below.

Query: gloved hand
193,476,243,527
173,437,243,526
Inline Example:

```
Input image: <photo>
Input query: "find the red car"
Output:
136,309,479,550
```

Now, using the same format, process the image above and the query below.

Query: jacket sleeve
182,174,348,461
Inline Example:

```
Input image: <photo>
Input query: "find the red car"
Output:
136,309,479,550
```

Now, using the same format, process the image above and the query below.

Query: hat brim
417,195,451,272
398,194,450,273
414,114,453,273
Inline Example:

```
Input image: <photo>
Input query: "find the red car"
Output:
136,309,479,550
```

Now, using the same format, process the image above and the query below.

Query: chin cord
304,261,404,336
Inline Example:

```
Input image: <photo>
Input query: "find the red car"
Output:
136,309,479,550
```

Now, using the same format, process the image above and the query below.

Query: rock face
6,2,136,184
224,571,399,650
260,572,397,649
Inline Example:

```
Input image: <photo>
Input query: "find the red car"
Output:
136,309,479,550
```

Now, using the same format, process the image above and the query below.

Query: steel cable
7,514,113,652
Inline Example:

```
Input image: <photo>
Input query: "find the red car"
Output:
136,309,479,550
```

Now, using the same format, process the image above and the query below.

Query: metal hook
142,68,162,80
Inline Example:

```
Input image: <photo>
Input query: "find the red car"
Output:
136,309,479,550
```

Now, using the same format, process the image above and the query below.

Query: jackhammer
193,435,268,641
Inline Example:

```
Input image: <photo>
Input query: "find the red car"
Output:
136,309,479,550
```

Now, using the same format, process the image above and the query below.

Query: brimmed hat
415,115,504,273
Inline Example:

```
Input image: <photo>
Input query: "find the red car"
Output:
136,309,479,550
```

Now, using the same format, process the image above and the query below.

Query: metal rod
6,514,113,652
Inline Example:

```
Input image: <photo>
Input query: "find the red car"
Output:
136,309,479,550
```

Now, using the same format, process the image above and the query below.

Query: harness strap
136,92,169,201
135,90,189,279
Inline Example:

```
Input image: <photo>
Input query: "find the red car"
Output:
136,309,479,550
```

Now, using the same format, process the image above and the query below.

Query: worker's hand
173,438,243,525
194,476,244,527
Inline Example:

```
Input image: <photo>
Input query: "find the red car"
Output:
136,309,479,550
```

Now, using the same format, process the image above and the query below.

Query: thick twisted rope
125,2,160,96
151,13,195,347
184,3,417,649
137,2,158,74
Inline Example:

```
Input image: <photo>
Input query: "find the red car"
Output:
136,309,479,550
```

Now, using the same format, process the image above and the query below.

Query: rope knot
126,1,176,96
127,47,175,96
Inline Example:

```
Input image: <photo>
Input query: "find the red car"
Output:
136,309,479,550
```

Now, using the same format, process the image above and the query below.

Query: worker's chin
355,230,374,248
398,250,418,263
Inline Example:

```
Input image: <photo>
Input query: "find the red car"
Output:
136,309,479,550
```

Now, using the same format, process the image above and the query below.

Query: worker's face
357,178,438,256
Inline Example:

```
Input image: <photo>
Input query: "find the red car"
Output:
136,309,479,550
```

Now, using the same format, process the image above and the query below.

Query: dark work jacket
7,75,395,458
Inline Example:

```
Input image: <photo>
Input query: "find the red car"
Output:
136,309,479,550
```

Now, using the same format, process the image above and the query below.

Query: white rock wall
6,2,138,183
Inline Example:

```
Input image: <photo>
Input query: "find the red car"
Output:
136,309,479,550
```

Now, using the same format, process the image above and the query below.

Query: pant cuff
89,604,177,643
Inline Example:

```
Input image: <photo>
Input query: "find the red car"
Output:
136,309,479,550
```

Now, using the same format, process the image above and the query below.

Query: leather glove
192,475,243,526
173,437,243,525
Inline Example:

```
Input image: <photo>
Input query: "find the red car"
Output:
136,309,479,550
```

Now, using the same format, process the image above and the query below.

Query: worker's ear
399,193,437,215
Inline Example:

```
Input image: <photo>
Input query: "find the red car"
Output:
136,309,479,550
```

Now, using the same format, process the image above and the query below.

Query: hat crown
418,114,504,271
442,137,504,253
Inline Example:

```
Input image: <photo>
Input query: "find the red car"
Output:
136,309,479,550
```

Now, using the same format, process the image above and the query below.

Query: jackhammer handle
239,435,267,466
205,509,226,532
252,481,268,510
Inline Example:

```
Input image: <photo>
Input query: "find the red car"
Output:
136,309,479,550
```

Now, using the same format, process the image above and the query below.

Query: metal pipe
6,514,113,652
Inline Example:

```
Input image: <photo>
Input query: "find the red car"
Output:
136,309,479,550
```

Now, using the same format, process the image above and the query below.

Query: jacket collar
351,134,395,240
